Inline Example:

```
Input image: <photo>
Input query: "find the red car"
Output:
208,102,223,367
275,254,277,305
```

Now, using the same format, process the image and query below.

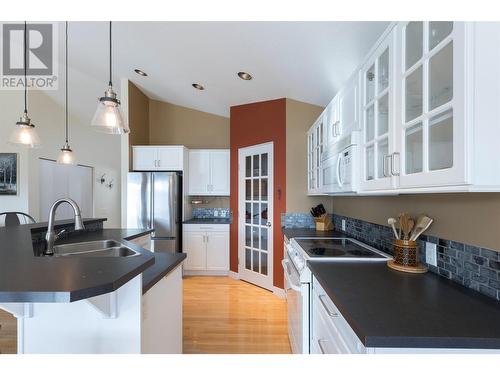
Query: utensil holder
393,239,418,267
314,214,334,231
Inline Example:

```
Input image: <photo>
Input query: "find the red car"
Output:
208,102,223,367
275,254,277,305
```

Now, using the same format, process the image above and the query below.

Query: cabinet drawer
183,224,229,232
312,277,366,354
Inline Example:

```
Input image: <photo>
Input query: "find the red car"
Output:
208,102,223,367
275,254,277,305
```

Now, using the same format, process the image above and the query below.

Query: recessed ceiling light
237,71,253,80
192,83,205,90
134,68,148,76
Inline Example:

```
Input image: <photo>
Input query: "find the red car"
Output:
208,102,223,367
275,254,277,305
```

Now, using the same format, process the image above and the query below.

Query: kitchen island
0,219,186,354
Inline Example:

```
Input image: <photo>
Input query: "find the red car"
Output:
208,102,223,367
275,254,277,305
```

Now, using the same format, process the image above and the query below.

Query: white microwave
321,135,358,194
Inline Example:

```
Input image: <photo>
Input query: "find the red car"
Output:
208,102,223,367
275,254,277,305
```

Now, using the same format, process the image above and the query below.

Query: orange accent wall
230,98,286,289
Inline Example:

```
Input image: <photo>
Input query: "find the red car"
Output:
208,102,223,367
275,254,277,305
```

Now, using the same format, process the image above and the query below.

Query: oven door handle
282,259,302,292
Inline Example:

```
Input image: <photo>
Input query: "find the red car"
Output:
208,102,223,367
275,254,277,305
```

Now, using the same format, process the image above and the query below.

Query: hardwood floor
0,309,16,354
183,276,291,354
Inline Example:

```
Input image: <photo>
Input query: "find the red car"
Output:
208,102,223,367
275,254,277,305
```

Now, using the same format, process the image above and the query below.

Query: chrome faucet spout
45,198,86,255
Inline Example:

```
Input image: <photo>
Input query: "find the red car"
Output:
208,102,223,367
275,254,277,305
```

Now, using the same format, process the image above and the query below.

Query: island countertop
0,219,156,303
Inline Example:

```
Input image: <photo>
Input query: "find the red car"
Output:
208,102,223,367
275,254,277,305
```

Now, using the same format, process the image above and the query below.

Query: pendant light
57,22,76,165
91,21,129,134
8,21,41,147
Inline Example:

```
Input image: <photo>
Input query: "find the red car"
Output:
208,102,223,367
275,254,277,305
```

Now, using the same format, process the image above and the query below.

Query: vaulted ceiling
63,21,390,117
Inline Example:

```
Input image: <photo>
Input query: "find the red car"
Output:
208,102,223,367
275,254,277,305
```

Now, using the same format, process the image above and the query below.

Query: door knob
266,222,272,227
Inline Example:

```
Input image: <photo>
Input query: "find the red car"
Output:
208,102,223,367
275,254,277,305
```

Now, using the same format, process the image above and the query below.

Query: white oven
283,239,310,354
283,235,391,354
321,134,358,194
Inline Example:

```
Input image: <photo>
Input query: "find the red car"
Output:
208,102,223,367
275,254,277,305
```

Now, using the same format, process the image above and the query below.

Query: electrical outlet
214,210,219,217
342,219,346,232
425,242,437,266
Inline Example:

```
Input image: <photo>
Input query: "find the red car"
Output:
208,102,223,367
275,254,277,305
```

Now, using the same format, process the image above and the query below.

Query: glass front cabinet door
396,21,467,188
307,115,325,194
360,29,397,191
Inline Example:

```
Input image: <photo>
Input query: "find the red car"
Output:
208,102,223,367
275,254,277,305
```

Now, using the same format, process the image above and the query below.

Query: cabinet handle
318,294,338,317
318,339,328,354
391,152,400,176
158,159,161,168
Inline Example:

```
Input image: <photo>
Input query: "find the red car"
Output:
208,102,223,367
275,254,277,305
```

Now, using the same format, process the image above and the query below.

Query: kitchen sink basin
52,240,140,258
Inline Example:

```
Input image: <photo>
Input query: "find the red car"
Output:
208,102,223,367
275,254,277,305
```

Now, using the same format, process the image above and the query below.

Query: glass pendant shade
8,114,41,148
91,89,129,134
57,144,76,165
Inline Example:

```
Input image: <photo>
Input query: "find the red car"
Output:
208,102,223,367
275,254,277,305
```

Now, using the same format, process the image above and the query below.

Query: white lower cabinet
183,224,229,275
141,265,183,354
311,276,366,354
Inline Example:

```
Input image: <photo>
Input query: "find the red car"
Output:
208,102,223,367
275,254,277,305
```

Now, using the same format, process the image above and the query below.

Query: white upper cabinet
188,149,230,196
308,22,500,195
338,73,360,137
396,21,466,188
360,29,396,191
133,146,185,171
188,150,211,194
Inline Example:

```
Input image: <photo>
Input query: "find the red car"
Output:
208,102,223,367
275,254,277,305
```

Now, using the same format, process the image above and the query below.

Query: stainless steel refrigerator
127,172,182,253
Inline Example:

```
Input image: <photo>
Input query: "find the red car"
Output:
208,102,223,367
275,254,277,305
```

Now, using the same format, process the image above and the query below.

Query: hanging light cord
108,21,112,87
24,21,27,114
65,21,69,144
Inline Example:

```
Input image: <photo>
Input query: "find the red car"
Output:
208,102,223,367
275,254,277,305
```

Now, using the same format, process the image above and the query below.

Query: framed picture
0,153,18,195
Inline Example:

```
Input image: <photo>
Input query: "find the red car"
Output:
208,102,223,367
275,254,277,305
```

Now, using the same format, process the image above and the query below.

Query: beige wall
127,81,150,170
285,98,330,212
331,193,500,250
148,100,229,148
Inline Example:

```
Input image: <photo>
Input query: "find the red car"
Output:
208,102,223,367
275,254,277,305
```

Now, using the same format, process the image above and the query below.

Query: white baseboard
272,287,286,299
183,270,229,276
228,271,240,280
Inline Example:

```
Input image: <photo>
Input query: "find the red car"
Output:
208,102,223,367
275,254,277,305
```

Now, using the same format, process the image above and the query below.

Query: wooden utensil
387,218,399,239
406,219,414,240
410,215,433,241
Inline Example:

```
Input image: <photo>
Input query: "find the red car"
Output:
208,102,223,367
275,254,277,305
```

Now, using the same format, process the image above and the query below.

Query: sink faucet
45,198,85,255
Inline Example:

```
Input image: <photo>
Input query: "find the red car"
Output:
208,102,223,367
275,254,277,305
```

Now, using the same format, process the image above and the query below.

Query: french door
238,142,274,291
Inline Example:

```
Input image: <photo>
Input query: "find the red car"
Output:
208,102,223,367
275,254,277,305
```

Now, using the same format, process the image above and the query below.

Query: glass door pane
366,105,375,141
405,21,423,69
378,48,389,93
429,22,453,50
429,42,453,110
366,145,374,180
405,65,423,122
377,138,389,178
377,94,389,136
429,109,453,171
405,122,423,174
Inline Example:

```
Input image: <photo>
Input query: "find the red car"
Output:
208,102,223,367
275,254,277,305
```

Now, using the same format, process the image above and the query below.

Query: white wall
0,60,123,227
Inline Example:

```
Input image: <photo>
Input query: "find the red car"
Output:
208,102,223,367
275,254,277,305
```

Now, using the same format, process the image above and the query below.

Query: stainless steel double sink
51,240,140,258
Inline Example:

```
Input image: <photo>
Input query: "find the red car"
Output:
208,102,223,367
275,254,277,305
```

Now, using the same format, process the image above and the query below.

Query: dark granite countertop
142,252,186,294
183,218,232,225
282,227,347,240
308,261,500,349
0,219,157,303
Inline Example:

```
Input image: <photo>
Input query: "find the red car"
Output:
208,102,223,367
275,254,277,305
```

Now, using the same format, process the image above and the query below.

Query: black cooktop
295,238,385,258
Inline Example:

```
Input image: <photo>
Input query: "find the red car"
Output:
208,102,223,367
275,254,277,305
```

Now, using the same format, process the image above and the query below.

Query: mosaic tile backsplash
282,212,500,301
192,207,231,219
330,214,500,302
281,213,316,229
